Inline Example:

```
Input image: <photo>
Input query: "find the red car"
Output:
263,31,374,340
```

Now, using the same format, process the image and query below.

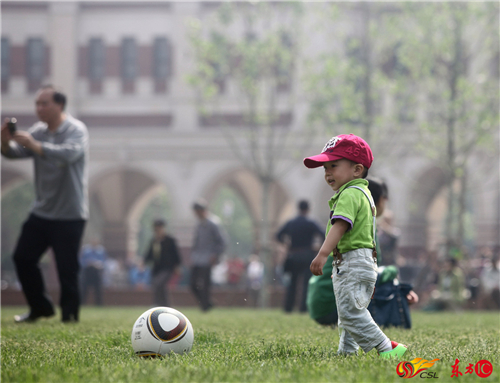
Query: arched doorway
88,167,166,261
407,165,451,256
203,167,293,257
127,184,173,261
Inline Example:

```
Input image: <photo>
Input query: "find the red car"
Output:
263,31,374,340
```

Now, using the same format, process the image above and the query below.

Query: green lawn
1,307,499,383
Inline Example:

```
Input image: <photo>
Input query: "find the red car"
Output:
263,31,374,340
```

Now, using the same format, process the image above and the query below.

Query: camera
7,118,17,135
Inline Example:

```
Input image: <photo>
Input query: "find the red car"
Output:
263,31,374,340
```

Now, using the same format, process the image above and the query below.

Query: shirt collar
43,116,70,135
329,179,369,207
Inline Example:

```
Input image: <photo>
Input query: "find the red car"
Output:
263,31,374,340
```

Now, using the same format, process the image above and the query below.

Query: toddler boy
304,134,407,359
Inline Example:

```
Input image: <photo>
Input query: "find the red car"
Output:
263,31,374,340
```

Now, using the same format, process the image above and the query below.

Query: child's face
323,159,363,191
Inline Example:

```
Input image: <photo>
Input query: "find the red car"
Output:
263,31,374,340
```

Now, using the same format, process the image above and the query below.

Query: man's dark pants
284,251,314,313
13,214,86,321
151,269,173,307
190,265,212,311
82,266,103,306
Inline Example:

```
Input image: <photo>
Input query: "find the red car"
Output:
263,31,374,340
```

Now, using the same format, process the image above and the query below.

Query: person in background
365,178,418,327
377,211,400,266
423,258,466,311
80,238,107,306
143,219,181,307
227,257,245,286
211,255,229,286
247,254,264,307
1,85,88,323
190,199,226,312
479,253,500,309
128,256,151,290
276,200,324,313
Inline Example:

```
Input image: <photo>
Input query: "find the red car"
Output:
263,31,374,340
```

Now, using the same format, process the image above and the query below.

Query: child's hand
407,290,419,305
310,253,328,276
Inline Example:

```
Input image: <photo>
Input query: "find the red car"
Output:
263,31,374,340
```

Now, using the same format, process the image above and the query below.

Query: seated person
423,258,467,312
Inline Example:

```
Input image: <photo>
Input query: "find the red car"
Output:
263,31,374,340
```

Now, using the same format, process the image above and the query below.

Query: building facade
1,1,499,262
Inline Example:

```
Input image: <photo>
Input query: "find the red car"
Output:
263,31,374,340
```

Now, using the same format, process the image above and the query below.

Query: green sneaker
379,341,407,359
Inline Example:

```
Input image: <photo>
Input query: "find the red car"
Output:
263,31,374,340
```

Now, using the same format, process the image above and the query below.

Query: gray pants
333,248,389,354
152,270,173,307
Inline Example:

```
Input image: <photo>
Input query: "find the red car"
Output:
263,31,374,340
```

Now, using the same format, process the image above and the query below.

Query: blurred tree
1,182,35,281
211,186,253,259
187,1,304,306
307,2,499,254
305,2,410,160
396,2,499,255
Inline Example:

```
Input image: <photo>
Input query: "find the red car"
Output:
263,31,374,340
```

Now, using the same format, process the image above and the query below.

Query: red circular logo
475,360,493,378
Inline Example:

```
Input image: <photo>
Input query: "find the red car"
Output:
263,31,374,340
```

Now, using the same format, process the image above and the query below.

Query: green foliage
305,3,414,150
1,308,499,383
305,2,499,252
306,2,499,163
187,2,308,303
211,186,254,259
396,2,499,249
397,2,499,163
187,2,310,178
188,1,303,123
1,182,35,270
186,1,310,187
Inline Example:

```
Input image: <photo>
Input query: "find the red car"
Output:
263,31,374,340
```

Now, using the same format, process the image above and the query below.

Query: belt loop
333,247,342,267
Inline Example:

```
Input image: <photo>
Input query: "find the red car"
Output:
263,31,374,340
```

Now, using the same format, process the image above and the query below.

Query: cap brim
303,153,343,168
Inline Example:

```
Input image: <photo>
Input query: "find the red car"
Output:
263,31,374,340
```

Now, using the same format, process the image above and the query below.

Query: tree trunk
457,166,467,252
445,177,455,257
259,176,273,308
444,11,463,257
361,3,373,143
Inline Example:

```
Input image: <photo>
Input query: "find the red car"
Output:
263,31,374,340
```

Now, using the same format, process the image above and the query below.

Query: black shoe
62,317,78,323
14,310,54,323
61,308,79,323
202,303,214,312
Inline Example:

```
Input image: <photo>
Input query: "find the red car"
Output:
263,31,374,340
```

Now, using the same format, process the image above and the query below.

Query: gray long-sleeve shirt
191,215,226,266
2,115,89,220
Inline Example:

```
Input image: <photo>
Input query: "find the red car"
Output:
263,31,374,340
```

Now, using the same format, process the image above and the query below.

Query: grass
1,306,499,383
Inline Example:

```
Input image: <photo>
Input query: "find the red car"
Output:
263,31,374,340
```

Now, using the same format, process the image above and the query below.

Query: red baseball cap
303,134,373,169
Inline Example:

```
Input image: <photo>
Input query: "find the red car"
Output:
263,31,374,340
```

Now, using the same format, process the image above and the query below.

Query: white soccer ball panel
158,313,180,332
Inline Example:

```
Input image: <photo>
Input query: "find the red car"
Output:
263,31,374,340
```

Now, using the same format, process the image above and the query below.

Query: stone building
1,1,498,266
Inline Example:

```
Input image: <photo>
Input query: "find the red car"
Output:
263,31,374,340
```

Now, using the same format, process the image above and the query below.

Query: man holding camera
1,85,89,323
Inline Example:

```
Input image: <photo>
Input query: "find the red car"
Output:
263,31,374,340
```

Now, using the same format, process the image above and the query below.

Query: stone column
48,2,79,114
170,2,198,132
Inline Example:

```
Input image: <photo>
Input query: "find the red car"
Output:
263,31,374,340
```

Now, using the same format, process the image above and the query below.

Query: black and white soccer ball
131,307,194,357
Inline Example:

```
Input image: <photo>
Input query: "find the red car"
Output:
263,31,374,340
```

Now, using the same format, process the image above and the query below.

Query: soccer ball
131,307,194,357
